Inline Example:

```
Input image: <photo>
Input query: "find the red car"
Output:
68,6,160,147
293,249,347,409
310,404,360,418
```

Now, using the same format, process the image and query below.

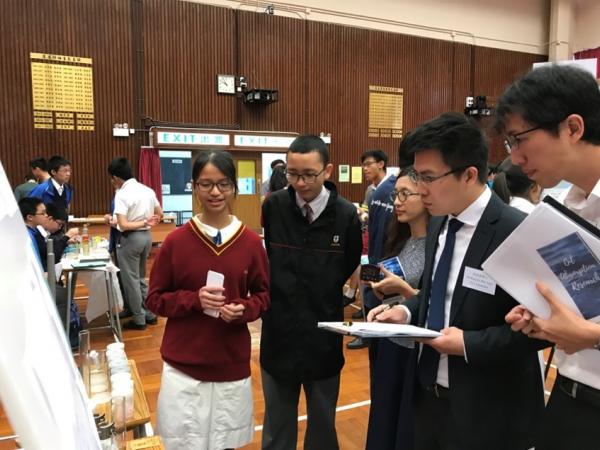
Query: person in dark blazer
369,112,548,450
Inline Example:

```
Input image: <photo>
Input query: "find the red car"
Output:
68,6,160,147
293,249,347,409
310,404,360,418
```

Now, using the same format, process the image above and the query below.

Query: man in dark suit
369,112,547,450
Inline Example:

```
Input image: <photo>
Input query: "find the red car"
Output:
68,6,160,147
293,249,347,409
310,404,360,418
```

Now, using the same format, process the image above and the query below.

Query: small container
112,385,134,420
111,395,127,449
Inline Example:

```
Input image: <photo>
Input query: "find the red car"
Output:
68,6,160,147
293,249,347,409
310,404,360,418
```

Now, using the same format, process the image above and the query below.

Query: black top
260,182,362,381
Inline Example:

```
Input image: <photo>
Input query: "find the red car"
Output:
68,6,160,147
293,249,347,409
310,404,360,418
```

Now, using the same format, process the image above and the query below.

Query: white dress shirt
554,177,600,389
113,178,160,231
51,178,64,196
509,196,536,214
432,187,491,387
295,186,330,222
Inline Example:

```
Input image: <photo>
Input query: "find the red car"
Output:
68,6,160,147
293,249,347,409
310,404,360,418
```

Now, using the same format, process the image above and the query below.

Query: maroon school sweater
146,219,269,382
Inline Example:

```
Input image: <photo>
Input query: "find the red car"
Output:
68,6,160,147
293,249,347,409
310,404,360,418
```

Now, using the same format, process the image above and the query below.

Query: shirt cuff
463,339,469,363
398,305,411,324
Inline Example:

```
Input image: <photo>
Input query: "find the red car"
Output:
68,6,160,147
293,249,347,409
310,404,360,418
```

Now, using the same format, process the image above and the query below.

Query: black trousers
536,374,600,450
413,385,462,450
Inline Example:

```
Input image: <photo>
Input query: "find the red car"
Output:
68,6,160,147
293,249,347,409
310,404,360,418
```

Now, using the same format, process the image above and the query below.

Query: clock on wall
216,74,236,94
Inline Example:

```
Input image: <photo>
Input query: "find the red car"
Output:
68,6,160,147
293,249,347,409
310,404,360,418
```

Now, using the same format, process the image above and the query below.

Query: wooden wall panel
237,11,306,133
142,0,236,126
0,0,547,215
0,0,135,217
306,22,456,202
473,46,547,163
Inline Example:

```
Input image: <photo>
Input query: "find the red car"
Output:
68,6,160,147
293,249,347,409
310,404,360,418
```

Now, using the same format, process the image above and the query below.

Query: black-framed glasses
390,189,420,203
361,160,378,169
285,168,325,184
503,125,543,154
194,180,234,193
409,166,470,184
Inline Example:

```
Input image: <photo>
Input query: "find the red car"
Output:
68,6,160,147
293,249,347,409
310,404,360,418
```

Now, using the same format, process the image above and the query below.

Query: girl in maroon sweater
147,150,269,450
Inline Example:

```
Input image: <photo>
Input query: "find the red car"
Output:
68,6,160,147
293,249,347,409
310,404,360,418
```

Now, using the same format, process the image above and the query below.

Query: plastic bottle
82,224,90,256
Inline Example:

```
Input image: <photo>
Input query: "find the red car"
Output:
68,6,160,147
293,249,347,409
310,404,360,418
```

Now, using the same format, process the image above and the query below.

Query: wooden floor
0,265,557,450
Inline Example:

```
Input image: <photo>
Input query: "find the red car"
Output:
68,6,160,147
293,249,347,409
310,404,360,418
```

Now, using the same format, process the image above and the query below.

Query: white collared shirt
295,185,330,222
554,177,600,389
509,196,536,214
113,178,160,231
432,187,491,387
51,178,64,196
195,215,241,243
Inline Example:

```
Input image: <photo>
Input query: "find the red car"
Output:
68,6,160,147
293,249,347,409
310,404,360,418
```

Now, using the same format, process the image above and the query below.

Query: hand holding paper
418,326,465,356
525,282,600,354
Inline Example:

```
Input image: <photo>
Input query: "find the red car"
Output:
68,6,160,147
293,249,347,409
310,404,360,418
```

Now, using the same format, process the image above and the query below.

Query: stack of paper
318,321,442,338
482,202,600,320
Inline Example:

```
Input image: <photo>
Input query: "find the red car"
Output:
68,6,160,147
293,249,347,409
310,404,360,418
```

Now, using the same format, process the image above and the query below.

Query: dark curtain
138,146,163,206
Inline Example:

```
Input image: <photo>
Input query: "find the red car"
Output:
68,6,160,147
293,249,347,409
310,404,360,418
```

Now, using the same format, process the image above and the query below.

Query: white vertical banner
0,162,101,449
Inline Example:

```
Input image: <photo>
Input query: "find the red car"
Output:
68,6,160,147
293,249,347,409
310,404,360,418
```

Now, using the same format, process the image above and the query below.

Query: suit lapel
418,216,446,326
449,195,503,324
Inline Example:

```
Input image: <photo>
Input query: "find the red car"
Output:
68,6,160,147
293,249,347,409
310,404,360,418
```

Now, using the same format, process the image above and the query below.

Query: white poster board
533,58,597,77
0,162,101,449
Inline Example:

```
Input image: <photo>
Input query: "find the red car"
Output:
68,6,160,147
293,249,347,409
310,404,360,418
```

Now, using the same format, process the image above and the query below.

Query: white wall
573,0,600,53
190,0,550,54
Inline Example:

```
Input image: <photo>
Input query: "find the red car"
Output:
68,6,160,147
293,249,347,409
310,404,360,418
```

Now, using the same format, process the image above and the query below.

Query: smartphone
204,270,225,318
360,264,381,282
379,256,405,278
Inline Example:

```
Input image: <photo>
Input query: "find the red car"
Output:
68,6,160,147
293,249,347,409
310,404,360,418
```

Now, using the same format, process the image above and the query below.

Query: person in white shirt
492,156,541,214
108,157,163,330
369,112,545,450
498,64,600,450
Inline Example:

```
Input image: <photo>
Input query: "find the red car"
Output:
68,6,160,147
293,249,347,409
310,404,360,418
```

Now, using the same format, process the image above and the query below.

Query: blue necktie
418,218,464,388
213,231,222,245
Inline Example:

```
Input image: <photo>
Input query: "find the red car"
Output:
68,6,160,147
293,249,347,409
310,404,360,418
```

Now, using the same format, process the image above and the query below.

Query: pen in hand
372,304,391,322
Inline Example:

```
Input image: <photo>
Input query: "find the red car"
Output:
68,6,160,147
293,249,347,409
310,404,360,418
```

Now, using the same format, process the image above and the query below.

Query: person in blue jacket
29,155,73,212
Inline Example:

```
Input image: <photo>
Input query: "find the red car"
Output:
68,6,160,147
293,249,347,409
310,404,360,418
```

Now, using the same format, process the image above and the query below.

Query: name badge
462,267,496,295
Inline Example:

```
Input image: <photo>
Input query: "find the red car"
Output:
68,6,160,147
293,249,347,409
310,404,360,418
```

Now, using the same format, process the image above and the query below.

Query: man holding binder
497,64,600,450
370,112,546,450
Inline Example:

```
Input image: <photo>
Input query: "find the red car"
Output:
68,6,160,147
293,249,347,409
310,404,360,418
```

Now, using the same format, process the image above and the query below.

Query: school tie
304,204,314,224
213,231,222,245
418,218,464,388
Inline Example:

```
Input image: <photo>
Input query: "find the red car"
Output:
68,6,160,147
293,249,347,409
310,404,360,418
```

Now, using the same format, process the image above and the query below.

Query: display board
368,85,403,139
30,52,95,131
0,162,101,449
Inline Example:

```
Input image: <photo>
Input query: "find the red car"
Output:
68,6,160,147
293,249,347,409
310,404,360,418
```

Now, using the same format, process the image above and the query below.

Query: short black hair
48,155,70,176
192,150,238,195
107,157,133,180
19,197,43,221
29,157,48,172
270,159,285,169
398,132,415,168
361,150,388,170
492,157,534,202
46,203,69,222
288,134,329,165
495,64,600,144
402,112,488,184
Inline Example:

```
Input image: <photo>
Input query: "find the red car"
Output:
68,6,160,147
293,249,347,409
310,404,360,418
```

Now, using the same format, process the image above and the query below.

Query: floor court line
253,399,372,431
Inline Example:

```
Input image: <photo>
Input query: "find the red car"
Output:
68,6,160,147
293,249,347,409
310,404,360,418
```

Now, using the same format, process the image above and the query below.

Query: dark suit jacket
404,193,547,450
